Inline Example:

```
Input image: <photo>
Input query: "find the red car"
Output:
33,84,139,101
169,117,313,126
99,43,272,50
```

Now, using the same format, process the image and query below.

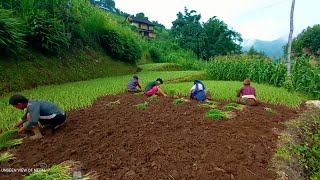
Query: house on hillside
125,16,156,38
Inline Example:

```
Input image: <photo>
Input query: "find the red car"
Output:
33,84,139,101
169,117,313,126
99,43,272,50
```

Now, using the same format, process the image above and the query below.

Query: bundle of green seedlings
25,160,98,180
199,101,219,109
0,152,15,164
135,102,148,109
173,98,190,105
205,109,232,119
0,129,23,150
135,92,145,96
148,96,157,101
264,107,278,114
223,103,245,110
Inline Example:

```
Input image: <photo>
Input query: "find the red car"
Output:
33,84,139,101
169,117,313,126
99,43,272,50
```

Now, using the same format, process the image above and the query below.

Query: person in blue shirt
190,80,211,102
9,94,67,140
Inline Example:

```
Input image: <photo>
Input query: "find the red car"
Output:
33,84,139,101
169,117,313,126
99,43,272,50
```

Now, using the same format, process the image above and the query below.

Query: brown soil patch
0,93,303,180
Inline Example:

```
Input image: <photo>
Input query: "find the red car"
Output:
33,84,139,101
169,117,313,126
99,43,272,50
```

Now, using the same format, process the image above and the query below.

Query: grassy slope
0,48,136,96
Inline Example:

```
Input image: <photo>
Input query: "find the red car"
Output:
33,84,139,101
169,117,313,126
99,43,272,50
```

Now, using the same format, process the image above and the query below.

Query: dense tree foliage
170,8,242,59
284,24,320,57
170,8,207,58
292,24,320,56
203,16,242,58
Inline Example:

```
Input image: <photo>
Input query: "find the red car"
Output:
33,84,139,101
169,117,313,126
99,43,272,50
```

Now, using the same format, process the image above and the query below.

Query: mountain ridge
242,38,287,58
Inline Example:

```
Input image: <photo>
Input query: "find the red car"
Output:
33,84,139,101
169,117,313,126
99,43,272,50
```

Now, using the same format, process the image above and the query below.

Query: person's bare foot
29,134,43,140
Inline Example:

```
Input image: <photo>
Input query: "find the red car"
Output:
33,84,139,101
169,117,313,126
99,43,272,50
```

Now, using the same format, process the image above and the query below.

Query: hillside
242,38,287,58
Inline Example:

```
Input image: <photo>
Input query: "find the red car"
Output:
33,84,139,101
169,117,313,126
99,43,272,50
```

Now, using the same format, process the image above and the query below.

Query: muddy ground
0,93,303,180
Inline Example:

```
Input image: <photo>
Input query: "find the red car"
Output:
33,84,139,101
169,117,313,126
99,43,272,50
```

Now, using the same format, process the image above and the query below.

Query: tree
247,46,267,57
203,16,242,58
136,12,148,20
170,7,207,58
292,24,320,56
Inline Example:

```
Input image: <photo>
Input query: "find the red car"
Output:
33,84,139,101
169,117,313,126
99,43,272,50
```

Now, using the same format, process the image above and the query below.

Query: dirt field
0,93,303,180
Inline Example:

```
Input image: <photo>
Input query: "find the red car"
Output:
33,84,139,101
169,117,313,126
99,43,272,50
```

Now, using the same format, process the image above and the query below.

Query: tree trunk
287,0,295,76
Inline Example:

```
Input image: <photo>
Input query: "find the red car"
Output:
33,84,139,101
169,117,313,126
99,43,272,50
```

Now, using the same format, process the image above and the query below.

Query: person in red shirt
237,79,258,106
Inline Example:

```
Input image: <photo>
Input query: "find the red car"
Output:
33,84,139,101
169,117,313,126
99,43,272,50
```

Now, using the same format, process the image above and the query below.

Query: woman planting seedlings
190,80,211,102
237,79,258,106
9,94,67,140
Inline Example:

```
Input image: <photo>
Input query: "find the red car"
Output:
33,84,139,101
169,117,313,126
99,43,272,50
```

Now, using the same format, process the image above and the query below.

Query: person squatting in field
9,94,67,140
190,80,211,102
237,79,258,106
144,78,168,97
128,75,142,92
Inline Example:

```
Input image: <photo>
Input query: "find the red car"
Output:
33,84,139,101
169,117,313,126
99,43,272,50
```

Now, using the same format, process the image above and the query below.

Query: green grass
135,102,148,109
0,49,136,97
162,81,307,108
138,63,184,71
0,71,203,131
205,109,231,119
223,103,245,110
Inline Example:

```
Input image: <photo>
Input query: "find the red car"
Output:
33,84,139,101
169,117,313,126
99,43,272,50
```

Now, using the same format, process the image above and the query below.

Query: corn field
206,55,320,99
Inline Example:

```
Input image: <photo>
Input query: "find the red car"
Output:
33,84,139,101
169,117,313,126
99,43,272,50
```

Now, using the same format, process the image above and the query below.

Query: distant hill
242,38,287,58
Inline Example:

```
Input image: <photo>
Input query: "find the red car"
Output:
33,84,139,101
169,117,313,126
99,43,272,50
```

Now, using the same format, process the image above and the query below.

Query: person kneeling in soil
144,78,167,97
128,75,142,92
237,79,258,106
190,80,211,102
9,94,67,140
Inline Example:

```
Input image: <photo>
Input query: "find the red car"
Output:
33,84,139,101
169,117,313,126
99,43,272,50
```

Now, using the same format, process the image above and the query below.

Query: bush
26,10,70,55
100,28,142,63
149,47,162,62
0,9,26,57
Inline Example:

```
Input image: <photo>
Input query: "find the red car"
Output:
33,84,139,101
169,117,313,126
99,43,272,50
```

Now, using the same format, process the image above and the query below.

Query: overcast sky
113,0,320,41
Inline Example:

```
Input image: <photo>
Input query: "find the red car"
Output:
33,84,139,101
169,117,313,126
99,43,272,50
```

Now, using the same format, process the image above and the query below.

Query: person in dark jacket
9,94,67,140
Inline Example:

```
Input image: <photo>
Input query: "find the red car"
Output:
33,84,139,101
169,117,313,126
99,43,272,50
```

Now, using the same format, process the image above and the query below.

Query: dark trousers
39,113,66,127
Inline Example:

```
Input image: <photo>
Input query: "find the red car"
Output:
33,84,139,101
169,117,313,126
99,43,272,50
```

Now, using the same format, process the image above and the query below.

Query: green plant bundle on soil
0,129,23,150
223,103,245,110
206,109,231,119
148,96,157,101
199,101,219,109
0,152,15,164
135,92,145,96
173,98,190,105
265,107,277,114
136,102,148,109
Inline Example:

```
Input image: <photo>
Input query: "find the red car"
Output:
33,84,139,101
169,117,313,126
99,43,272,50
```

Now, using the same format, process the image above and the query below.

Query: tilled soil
0,93,303,180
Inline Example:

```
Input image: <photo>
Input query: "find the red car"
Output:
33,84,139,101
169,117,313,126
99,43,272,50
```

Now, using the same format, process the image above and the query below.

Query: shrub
0,9,26,57
100,28,143,63
26,10,70,55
